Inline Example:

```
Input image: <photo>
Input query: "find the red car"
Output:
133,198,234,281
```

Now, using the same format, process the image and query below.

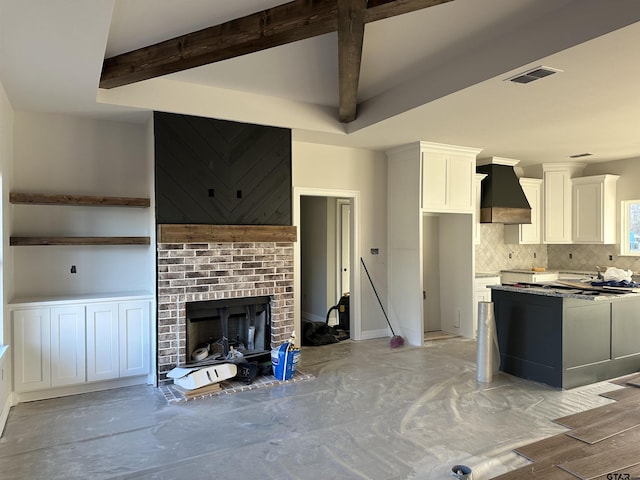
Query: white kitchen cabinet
504,178,543,244
500,270,559,284
542,163,584,244
13,306,85,392
421,143,480,214
387,141,482,345
474,276,500,339
474,173,487,245
12,295,152,397
572,175,619,244
118,301,151,377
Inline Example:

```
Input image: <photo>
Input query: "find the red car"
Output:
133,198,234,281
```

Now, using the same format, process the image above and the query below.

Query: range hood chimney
476,157,531,224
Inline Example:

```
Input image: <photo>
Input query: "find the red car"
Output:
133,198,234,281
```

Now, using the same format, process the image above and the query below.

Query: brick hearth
156,239,295,385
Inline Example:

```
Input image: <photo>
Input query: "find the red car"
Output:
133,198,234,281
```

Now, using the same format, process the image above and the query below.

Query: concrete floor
0,337,619,480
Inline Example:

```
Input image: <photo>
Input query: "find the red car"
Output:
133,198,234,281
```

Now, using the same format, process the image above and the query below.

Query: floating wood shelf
10,236,151,246
9,192,150,207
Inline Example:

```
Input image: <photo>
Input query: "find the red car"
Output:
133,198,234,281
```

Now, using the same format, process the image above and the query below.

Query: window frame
620,199,640,256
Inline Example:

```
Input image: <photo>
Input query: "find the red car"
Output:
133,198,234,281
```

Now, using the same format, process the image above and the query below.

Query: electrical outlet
70,265,77,274
533,252,537,259
508,252,512,259
569,253,573,259
609,255,614,261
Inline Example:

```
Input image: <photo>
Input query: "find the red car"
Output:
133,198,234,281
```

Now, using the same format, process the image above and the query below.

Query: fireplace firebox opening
185,296,271,366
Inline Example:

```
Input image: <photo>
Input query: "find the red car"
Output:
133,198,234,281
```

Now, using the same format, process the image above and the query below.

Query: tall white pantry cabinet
387,141,482,345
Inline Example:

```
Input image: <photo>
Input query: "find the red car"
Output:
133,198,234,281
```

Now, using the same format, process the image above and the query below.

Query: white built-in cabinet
572,175,619,244
421,144,477,213
13,306,87,392
86,301,150,382
387,141,482,345
542,163,585,244
12,296,151,396
504,178,543,244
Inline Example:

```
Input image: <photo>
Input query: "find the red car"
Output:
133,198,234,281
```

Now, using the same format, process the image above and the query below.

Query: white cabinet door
448,154,475,212
118,301,150,377
572,175,619,244
13,308,51,392
422,148,477,214
50,306,85,387
86,303,119,382
542,163,584,244
422,151,448,209
504,178,543,244
544,170,572,243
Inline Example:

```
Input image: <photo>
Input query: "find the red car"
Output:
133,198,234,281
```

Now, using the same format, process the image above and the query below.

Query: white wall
11,112,154,298
0,80,13,434
293,142,388,336
0,82,13,344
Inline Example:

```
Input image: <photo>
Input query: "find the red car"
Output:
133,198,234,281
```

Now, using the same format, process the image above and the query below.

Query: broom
360,258,405,348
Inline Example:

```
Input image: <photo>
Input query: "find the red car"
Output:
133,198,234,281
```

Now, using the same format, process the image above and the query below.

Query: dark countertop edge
490,284,639,301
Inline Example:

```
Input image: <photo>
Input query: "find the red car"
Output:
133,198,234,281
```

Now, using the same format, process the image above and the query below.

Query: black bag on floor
302,319,339,346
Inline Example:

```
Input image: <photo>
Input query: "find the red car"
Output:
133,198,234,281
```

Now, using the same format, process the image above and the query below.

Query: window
620,200,640,255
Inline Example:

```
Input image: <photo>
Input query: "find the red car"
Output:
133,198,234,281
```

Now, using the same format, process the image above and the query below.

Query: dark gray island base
490,285,640,389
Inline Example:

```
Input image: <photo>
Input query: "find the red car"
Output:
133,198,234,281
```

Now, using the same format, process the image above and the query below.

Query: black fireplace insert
185,296,271,366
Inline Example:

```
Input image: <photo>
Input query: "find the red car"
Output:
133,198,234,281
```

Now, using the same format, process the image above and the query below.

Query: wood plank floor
491,374,640,479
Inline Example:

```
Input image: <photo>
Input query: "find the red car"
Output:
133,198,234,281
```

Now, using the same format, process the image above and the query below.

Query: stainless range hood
476,158,531,224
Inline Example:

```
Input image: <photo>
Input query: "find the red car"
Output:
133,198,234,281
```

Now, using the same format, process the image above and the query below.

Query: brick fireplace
156,225,297,386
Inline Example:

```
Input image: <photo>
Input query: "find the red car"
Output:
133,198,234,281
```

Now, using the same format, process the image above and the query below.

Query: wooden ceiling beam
100,0,456,122
100,0,338,89
338,0,366,123
365,0,455,23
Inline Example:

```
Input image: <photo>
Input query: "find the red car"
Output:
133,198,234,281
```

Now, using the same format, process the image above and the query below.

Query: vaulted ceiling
1,0,640,167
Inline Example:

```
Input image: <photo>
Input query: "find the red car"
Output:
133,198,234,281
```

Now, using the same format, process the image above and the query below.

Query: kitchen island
490,284,640,389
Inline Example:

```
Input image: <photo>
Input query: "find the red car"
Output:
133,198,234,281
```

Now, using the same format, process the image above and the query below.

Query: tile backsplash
475,223,640,274
475,224,547,273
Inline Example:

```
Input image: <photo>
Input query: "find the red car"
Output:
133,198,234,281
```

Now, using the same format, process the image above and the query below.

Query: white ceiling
1,0,640,167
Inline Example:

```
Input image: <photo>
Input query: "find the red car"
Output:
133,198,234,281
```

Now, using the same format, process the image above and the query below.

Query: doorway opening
294,188,360,343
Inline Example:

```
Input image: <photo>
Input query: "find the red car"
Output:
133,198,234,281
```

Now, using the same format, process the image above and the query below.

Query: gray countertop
490,283,639,301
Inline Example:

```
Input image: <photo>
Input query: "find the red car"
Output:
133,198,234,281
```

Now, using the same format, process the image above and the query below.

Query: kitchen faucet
596,266,604,280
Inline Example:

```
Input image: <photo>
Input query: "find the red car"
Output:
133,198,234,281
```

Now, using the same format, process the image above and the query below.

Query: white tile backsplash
475,223,640,274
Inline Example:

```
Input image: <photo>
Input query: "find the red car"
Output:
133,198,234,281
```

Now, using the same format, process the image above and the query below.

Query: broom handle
360,258,396,336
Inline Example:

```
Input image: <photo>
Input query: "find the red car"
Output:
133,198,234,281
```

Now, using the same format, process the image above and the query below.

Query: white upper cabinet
542,163,585,244
421,143,482,214
572,174,619,244
504,178,543,244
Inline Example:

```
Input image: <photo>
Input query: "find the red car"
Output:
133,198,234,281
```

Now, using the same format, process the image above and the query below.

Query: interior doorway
294,188,360,342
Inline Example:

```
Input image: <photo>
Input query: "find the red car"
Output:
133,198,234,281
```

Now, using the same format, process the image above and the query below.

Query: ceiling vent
507,66,562,84
569,152,593,159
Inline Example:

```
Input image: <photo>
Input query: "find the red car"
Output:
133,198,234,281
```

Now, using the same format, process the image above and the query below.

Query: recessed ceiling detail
506,66,562,84
569,152,593,158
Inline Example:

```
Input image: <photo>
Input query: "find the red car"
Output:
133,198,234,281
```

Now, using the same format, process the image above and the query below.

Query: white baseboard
358,328,390,340
14,375,149,404
0,392,10,437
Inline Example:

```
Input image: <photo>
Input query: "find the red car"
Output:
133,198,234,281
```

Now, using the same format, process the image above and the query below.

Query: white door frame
294,187,361,341
336,198,351,302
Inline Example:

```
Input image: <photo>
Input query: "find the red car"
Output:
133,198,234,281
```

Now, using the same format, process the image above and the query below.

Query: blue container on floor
271,343,300,381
